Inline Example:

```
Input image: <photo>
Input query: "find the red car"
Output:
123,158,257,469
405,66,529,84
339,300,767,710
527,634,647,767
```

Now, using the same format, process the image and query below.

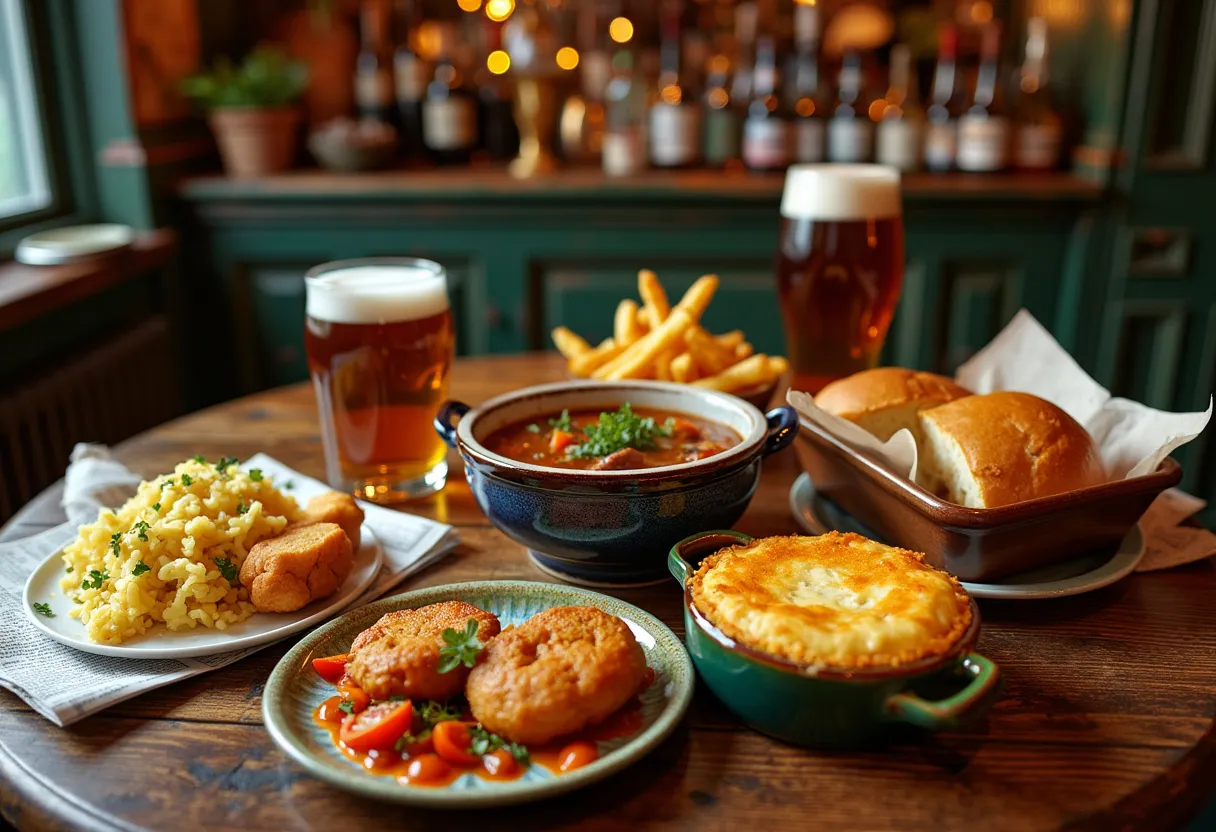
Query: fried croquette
466,605,649,745
302,492,365,551
239,522,353,613
347,601,501,701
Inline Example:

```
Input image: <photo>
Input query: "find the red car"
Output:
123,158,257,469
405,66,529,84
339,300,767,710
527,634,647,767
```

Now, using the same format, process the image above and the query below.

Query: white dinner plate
788,473,1146,600
15,223,135,265
22,525,383,658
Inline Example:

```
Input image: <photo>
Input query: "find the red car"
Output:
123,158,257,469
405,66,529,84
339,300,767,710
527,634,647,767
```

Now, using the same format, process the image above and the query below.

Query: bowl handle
883,654,1000,730
669,530,754,585
434,401,470,449
761,406,800,458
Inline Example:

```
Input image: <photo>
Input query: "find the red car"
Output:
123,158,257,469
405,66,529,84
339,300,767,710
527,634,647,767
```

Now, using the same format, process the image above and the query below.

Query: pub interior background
0,0,1214,826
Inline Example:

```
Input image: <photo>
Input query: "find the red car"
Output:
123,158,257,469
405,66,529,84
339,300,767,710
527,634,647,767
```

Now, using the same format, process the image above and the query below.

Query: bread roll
815,368,972,442
918,391,1107,509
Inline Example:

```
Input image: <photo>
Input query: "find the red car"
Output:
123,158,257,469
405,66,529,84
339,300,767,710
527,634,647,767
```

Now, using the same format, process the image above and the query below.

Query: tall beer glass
776,164,904,393
304,258,454,502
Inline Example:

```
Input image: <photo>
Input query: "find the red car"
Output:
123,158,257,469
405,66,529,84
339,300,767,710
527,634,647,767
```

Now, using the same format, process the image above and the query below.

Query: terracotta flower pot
208,107,301,178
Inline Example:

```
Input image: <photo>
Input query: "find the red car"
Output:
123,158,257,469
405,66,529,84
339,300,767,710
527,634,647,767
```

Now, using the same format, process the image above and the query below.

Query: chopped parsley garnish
438,619,484,673
338,700,355,715
284,480,295,490
132,560,151,577
181,473,193,486
395,731,428,751
549,409,573,432
152,502,161,512
131,520,150,541
81,569,109,590
214,557,238,582
215,456,239,475
417,700,463,727
65,566,73,573
109,532,122,556
32,602,54,618
237,501,249,515
468,724,530,764
249,468,263,482
567,403,674,460
525,423,541,434
162,478,175,488
192,454,206,463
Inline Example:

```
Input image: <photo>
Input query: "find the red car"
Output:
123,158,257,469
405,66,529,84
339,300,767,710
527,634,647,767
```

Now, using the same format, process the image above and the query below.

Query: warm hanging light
556,46,580,70
487,49,511,74
457,0,482,12
609,16,634,43
486,0,514,22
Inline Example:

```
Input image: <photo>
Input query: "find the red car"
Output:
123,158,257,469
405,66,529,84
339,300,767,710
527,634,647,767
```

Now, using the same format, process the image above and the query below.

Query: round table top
2,353,1215,832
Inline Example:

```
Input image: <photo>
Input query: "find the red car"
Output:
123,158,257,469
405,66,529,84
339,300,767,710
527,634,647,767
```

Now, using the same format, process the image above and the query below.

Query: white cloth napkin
0,444,460,727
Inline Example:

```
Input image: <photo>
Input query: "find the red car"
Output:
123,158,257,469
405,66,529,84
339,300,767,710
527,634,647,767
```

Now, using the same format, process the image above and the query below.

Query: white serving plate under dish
789,473,1145,600
22,525,383,659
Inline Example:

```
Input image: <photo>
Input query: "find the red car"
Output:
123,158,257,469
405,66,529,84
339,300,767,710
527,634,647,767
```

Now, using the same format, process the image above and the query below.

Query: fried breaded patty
347,601,501,701
239,522,353,613
302,492,365,551
466,606,648,745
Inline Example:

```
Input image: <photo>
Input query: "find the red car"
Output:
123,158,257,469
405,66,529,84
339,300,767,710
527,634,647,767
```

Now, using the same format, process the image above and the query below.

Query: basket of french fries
551,270,789,408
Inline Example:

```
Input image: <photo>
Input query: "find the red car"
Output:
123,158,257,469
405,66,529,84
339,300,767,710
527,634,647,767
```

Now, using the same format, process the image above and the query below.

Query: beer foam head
305,261,449,324
780,164,902,221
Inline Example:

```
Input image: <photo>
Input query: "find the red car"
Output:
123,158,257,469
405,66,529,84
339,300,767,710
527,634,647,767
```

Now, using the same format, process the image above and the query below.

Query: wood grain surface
1,354,1214,832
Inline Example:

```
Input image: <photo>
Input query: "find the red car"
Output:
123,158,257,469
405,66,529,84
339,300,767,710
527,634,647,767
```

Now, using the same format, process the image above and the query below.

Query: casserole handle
761,406,800,458
669,530,754,584
884,653,999,730
434,400,470,449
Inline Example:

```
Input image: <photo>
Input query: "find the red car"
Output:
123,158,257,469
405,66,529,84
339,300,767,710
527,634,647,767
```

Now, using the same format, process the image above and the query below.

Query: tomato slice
558,740,599,772
311,653,350,683
431,720,480,766
339,701,414,752
406,753,451,784
336,678,370,713
482,748,520,778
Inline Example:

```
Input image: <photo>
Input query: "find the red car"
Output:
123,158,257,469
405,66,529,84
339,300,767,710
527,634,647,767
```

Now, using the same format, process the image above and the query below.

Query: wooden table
2,354,1215,832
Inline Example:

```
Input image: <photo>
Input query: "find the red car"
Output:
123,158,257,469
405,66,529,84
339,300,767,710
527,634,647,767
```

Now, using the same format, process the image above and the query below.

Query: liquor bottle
648,4,701,168
1013,17,1062,171
924,23,964,172
827,50,873,163
875,44,924,172
393,0,427,159
476,20,519,162
957,22,1010,172
702,53,740,167
729,3,758,114
603,48,646,176
422,22,478,165
355,0,396,125
741,35,789,171
787,1,825,163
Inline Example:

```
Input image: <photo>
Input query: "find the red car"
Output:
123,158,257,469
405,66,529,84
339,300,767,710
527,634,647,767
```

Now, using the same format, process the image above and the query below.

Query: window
0,0,52,222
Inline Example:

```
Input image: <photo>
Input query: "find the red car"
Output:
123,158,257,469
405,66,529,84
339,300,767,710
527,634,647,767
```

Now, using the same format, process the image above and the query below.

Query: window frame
0,0,96,254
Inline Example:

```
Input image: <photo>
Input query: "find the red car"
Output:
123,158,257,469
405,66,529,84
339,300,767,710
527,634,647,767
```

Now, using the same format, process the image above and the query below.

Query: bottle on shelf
392,0,428,159
702,52,740,167
648,3,702,169
1013,17,1062,171
956,22,1010,173
787,1,825,164
604,47,646,176
924,23,964,172
741,35,789,172
729,2,758,117
827,50,873,163
875,44,924,172
476,19,519,162
355,0,396,125
422,22,479,165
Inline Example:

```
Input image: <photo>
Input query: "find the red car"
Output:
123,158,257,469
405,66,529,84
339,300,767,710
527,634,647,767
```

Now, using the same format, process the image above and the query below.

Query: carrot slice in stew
339,700,414,752
549,429,576,454
311,654,349,683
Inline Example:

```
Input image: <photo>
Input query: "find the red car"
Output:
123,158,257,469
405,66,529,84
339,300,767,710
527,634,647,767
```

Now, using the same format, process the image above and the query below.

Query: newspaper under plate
0,446,460,727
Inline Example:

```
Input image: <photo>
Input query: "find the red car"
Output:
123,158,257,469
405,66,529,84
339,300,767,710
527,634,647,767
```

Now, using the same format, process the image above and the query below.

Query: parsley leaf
249,468,263,482
65,566,73,573
548,409,573,432
162,478,175,489
152,502,161,512
181,474,193,486
437,618,484,674
192,454,206,463
214,557,238,582
467,724,530,764
525,423,541,434
81,569,109,590
215,456,239,475
32,602,54,618
131,520,150,541
566,403,673,460
338,700,355,715
284,479,295,490
417,700,463,727
109,532,122,556
395,729,431,751
132,560,151,577
237,500,249,515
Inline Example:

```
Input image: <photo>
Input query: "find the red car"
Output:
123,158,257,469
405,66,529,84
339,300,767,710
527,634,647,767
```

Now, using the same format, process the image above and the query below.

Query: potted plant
182,48,308,178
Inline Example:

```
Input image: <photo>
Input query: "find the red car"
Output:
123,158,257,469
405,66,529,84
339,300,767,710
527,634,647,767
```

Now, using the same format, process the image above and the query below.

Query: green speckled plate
263,580,694,807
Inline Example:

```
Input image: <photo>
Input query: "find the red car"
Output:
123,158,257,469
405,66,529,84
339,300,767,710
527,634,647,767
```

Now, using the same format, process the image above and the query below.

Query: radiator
0,317,180,524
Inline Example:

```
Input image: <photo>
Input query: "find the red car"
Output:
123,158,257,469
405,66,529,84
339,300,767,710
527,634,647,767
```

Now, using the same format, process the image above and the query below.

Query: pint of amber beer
776,165,904,393
305,258,454,502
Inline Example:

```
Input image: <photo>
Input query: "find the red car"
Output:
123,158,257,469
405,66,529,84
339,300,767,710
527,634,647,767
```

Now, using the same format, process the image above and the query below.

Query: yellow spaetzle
59,457,303,644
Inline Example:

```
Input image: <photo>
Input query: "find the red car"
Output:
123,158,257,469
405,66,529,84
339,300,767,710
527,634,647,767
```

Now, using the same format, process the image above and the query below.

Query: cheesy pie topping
689,532,972,670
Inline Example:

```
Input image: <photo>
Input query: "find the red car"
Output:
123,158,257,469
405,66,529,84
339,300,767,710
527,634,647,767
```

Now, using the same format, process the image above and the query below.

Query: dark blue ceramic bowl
435,381,799,587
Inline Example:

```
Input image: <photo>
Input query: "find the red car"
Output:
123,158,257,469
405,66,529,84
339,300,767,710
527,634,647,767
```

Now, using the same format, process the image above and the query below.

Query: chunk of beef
593,447,645,470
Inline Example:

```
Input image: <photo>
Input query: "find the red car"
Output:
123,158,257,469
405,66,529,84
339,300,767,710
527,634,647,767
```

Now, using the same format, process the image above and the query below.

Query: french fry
569,338,624,377
614,299,644,345
685,327,737,375
654,349,674,381
594,308,694,380
767,355,790,376
672,275,719,321
635,306,651,330
715,330,745,350
691,354,775,393
734,341,755,360
670,352,695,383
551,326,592,359
638,269,671,327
